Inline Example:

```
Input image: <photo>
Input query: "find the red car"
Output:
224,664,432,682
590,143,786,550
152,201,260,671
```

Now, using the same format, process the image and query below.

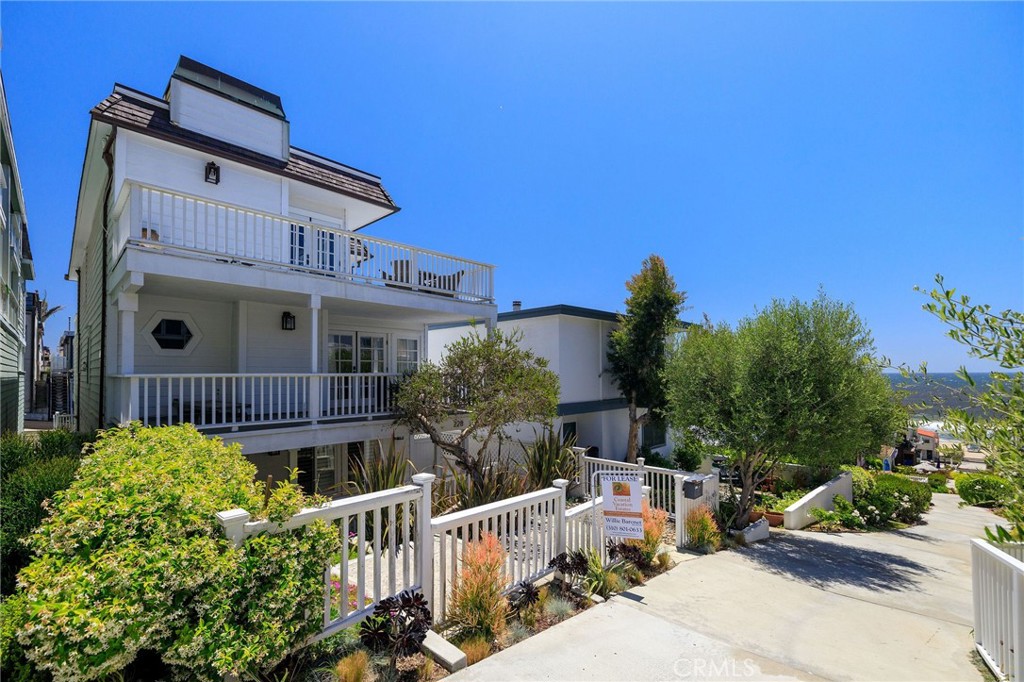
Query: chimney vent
512,300,522,312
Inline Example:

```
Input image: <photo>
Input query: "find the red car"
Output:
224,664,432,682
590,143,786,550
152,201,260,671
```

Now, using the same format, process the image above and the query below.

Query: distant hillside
888,372,997,419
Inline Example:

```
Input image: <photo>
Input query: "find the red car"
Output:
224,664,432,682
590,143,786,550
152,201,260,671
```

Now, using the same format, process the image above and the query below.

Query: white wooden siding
119,132,284,216
168,80,287,160
77,204,106,431
134,295,234,374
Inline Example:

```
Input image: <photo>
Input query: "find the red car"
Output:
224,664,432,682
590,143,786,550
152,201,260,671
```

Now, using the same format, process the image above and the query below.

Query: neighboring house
428,303,675,464
0,69,35,434
911,426,939,462
52,329,74,416
68,57,496,493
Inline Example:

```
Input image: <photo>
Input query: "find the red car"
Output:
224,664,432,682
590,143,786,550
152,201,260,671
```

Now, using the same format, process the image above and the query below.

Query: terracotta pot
763,511,784,527
748,510,765,523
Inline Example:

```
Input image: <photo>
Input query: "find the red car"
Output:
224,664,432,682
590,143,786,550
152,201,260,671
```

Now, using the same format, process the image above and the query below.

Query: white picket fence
972,539,1024,681
52,413,76,430
217,465,720,642
430,482,568,624
578,453,718,527
218,475,434,644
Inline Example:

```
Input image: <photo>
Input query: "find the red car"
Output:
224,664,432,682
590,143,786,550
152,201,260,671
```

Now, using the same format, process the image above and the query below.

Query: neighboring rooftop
167,56,285,120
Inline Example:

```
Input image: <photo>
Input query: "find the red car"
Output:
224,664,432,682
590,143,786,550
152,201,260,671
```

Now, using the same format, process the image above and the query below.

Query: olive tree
394,327,559,489
607,255,686,463
665,292,904,529
919,274,1023,538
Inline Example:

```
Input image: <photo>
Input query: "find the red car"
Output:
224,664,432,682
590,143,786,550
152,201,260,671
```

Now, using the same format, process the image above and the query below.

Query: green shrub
811,495,865,531
957,475,1013,508
857,474,931,525
1,594,36,681
35,429,91,462
928,472,950,494
864,457,883,471
14,423,338,681
0,456,80,595
841,465,874,500
672,444,704,472
0,433,37,479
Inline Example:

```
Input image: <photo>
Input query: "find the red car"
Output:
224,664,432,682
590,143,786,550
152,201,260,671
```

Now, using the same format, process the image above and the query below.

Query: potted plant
763,490,804,527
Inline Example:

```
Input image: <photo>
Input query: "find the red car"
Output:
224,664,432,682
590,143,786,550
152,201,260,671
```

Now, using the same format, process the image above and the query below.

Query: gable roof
91,89,397,212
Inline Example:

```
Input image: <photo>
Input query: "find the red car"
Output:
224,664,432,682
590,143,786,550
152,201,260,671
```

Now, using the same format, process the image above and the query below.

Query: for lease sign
600,473,643,539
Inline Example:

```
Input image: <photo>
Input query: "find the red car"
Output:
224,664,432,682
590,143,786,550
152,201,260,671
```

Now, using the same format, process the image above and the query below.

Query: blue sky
3,2,1021,372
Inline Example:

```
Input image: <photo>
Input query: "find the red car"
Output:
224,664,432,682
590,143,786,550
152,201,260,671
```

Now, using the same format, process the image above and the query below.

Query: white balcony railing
118,372,401,429
972,539,1024,681
115,183,495,302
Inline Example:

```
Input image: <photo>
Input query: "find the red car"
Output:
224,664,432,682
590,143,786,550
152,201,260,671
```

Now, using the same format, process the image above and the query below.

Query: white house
428,303,675,463
68,57,496,493
0,68,35,434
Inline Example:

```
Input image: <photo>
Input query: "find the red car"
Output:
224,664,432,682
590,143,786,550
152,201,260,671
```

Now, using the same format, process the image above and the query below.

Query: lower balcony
112,373,402,430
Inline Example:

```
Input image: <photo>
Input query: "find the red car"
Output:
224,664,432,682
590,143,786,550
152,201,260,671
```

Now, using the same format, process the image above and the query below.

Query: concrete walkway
450,494,999,681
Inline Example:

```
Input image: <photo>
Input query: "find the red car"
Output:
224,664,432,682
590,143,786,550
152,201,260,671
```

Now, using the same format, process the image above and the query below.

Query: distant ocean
887,372,998,419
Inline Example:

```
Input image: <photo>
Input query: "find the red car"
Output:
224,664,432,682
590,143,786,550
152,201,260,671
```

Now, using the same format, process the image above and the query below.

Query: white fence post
674,474,686,552
637,456,646,487
217,508,251,548
553,479,569,561
412,473,435,613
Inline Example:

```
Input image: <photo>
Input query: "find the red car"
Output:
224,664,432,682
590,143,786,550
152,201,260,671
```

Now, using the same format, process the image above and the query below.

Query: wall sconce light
205,161,221,185
281,311,296,331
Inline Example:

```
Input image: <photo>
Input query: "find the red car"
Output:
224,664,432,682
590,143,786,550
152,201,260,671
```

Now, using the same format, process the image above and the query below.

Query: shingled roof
91,89,397,211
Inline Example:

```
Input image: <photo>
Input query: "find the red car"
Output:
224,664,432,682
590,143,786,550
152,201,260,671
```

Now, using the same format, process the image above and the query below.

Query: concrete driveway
449,494,1000,682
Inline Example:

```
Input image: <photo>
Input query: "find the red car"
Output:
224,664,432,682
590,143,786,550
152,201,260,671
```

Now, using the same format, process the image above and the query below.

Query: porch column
309,294,321,423
117,293,138,423
236,301,248,372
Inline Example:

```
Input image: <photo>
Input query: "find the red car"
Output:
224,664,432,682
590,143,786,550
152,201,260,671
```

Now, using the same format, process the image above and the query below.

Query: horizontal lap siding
0,325,23,432
134,295,233,373
77,210,106,431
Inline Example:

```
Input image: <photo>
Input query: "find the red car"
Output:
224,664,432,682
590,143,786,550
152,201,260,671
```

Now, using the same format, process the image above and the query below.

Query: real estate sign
600,473,643,539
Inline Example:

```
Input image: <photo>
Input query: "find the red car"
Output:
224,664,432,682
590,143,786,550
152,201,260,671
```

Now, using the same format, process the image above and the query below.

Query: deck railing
117,183,495,302
117,372,401,429
972,539,1024,681
577,453,713,520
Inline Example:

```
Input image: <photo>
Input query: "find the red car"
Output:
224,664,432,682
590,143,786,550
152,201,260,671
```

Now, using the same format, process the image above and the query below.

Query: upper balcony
111,183,495,304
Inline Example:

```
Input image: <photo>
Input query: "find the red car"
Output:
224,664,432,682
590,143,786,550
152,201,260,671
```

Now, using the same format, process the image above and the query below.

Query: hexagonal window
151,319,193,350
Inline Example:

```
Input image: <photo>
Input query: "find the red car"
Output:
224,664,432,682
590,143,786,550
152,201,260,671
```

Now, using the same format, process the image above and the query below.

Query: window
642,420,667,449
562,421,577,443
142,311,202,356
396,338,419,375
151,319,193,350
358,335,386,373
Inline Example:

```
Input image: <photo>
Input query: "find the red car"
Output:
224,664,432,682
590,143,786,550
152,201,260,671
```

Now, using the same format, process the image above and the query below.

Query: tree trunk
625,402,640,463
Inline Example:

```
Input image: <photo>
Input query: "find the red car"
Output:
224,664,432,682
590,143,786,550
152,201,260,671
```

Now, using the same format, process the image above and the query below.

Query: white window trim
141,310,204,357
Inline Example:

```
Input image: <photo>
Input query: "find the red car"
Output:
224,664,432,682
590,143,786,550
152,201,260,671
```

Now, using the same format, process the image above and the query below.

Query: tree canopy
394,326,559,488
664,292,904,529
607,255,686,462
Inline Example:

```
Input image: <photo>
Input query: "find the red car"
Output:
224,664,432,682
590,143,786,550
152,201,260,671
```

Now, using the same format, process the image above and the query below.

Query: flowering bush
957,475,1013,508
810,496,865,531
11,423,339,681
855,474,931,526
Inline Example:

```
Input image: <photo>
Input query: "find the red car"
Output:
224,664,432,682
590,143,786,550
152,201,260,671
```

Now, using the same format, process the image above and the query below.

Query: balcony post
117,293,138,424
